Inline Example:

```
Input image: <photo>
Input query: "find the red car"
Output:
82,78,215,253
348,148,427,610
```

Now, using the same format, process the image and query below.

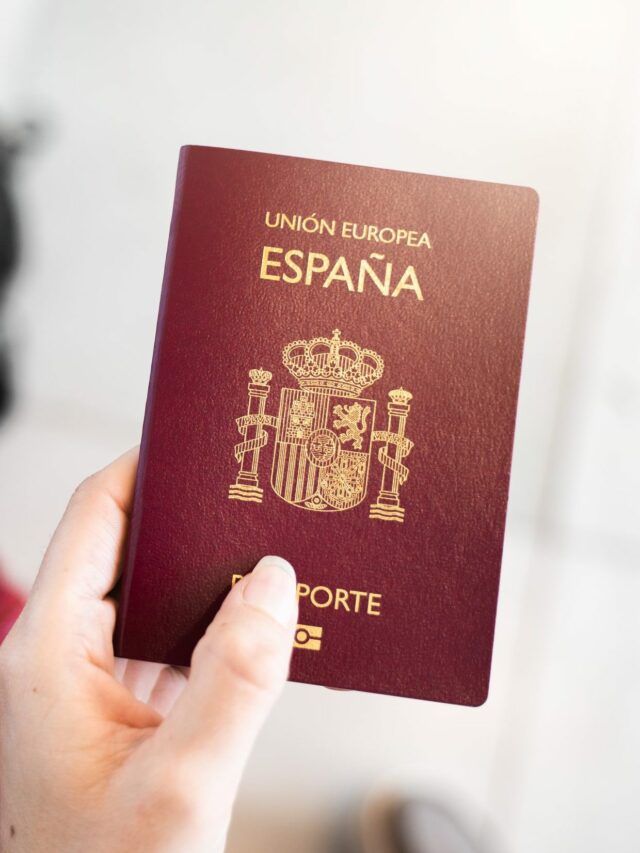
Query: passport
114,146,538,705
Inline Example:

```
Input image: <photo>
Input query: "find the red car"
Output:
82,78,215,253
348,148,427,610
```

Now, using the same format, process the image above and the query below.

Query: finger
158,556,297,795
121,659,167,703
32,447,138,607
113,657,128,682
147,666,189,716
115,659,188,714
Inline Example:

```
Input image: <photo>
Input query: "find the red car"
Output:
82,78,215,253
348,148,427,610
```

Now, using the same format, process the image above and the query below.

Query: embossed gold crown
282,329,385,395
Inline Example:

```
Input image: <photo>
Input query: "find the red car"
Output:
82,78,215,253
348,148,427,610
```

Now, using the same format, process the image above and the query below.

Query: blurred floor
0,2,639,851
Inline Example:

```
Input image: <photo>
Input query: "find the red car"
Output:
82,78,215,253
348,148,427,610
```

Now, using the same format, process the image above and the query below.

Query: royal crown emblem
228,330,414,522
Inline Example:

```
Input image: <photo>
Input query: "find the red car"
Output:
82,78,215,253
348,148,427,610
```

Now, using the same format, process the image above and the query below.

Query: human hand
0,449,298,852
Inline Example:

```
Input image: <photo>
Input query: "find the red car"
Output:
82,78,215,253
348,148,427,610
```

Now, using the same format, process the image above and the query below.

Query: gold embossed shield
270,387,376,512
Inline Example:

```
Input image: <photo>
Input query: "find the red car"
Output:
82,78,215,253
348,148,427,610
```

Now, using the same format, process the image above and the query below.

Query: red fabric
0,570,25,642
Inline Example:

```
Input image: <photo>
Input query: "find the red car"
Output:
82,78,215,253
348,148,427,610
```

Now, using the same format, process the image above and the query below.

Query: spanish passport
114,146,538,705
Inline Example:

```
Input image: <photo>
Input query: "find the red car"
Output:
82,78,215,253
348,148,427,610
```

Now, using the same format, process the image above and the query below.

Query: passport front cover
114,146,538,705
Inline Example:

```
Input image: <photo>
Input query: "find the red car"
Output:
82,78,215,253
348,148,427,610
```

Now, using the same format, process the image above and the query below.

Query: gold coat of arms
228,330,414,522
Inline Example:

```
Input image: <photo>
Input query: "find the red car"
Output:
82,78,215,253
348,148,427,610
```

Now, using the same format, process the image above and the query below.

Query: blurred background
0,1,638,851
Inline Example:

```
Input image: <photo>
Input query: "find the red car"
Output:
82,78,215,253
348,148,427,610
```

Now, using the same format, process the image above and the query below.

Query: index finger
32,447,139,605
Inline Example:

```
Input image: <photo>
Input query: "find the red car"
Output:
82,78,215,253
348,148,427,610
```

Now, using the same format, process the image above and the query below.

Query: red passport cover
114,146,538,706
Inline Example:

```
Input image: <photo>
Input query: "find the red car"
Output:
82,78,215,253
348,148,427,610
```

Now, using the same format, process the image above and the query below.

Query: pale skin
0,448,298,852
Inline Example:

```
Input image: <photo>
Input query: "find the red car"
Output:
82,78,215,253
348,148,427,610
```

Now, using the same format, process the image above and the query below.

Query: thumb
159,556,297,792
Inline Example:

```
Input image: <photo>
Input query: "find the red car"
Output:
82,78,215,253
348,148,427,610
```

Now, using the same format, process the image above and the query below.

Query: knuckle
67,472,115,532
136,771,197,827
134,763,230,843
208,621,287,693
70,472,101,506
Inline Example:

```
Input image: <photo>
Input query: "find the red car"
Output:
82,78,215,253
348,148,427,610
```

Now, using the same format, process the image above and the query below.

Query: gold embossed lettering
334,588,351,611
283,249,304,283
367,593,382,616
392,265,423,301
310,585,333,608
305,252,330,285
260,246,283,281
323,256,355,291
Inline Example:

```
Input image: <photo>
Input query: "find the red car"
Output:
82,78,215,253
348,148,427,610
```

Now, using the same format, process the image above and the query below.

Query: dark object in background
338,793,491,853
0,124,29,629
0,132,19,420
0,123,31,422
388,800,486,853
